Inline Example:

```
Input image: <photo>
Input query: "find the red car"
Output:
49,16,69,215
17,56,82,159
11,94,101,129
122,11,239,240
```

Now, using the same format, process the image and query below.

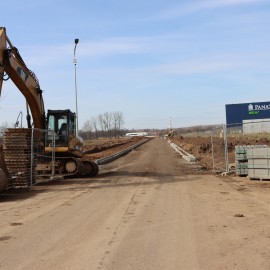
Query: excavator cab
46,109,76,147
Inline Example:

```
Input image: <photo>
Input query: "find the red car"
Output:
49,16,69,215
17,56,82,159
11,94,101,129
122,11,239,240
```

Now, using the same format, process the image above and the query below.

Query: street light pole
73,38,79,136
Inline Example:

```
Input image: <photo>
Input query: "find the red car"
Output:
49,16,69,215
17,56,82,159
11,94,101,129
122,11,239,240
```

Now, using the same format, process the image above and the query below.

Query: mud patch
0,236,12,241
10,222,23,226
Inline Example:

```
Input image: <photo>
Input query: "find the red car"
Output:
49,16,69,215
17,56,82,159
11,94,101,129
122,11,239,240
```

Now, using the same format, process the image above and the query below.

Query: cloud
79,39,142,57
145,55,256,75
151,0,267,20
16,32,270,79
7,0,55,11
19,34,188,67
149,61,240,75
78,34,189,58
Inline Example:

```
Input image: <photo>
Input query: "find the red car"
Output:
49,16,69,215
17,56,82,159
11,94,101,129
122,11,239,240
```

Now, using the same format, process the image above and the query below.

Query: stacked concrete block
235,145,268,176
235,145,248,176
247,147,270,180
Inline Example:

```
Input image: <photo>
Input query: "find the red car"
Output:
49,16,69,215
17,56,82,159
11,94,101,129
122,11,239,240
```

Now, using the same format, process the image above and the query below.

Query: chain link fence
2,120,270,187
35,128,56,181
211,119,270,173
210,125,228,172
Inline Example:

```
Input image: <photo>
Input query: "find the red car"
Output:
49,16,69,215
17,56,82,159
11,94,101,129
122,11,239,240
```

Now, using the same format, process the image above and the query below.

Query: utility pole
169,116,172,131
73,38,79,136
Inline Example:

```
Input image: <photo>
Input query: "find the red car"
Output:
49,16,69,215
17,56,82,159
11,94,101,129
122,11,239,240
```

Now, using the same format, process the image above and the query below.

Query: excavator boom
0,27,45,129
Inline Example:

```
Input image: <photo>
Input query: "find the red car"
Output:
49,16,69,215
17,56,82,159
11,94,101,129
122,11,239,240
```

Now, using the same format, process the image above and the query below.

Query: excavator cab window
56,117,68,144
46,110,76,147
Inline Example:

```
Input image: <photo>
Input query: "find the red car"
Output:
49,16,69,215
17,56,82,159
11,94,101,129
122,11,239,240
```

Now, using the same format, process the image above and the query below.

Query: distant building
125,132,148,137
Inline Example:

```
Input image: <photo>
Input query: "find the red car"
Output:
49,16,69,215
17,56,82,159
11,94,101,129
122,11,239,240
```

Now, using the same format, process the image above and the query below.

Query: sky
1,0,270,130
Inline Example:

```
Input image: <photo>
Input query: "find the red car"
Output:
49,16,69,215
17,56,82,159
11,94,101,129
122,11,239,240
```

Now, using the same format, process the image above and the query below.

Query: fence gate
35,128,56,183
210,125,229,172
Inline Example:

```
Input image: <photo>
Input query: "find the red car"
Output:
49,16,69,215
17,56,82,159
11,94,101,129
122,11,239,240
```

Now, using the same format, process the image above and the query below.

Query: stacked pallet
247,147,270,180
3,128,40,187
235,145,268,177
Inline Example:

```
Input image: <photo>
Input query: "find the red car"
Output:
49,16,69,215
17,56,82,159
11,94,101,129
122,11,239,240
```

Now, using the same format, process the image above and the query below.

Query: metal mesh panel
35,128,56,181
210,125,227,172
209,120,270,174
0,128,56,189
3,128,35,188
225,120,270,174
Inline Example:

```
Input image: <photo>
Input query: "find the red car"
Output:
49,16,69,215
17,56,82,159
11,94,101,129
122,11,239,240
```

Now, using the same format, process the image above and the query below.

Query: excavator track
3,128,38,187
56,158,98,178
36,156,99,179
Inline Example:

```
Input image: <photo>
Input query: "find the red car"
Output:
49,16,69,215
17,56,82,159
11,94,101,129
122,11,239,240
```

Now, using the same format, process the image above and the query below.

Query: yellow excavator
0,27,98,189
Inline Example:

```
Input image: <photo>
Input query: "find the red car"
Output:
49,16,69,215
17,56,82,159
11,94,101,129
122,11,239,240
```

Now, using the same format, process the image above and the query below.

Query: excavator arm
0,27,46,129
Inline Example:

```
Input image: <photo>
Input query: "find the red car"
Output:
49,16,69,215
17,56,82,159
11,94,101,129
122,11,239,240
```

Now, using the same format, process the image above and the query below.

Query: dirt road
1,138,270,269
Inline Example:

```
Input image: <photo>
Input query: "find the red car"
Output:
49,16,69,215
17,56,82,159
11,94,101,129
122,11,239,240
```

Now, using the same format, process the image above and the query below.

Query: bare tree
81,120,93,140
91,117,99,139
113,112,124,138
98,114,105,137
117,112,124,137
83,112,124,139
0,122,11,132
112,112,118,138
0,122,10,144
103,112,112,138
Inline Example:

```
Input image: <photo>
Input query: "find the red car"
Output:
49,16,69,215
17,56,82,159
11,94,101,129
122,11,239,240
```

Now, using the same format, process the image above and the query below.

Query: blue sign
226,101,270,125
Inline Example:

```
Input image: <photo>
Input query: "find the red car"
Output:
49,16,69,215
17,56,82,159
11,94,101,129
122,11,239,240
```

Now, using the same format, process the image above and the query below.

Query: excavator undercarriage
0,128,99,189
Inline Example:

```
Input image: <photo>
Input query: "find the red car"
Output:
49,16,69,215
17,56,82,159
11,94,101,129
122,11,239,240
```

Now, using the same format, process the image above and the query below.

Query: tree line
0,112,126,141
79,111,125,140
174,124,219,135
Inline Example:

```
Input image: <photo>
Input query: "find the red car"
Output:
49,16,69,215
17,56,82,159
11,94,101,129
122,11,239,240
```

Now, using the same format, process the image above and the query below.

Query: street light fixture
73,38,79,136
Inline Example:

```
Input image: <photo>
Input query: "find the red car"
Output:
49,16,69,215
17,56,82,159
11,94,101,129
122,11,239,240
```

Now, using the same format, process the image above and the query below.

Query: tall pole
73,38,79,136
169,116,172,131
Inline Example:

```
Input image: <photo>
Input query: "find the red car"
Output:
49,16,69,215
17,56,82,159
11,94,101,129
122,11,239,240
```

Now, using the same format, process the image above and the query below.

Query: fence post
211,129,215,172
223,125,229,172
30,128,34,190
51,132,55,177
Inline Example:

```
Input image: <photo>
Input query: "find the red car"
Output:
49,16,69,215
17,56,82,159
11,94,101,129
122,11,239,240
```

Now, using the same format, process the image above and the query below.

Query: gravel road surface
1,138,270,269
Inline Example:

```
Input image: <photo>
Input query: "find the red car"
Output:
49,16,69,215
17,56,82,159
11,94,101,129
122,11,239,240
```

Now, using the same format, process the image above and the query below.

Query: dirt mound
83,137,145,160
171,135,270,171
